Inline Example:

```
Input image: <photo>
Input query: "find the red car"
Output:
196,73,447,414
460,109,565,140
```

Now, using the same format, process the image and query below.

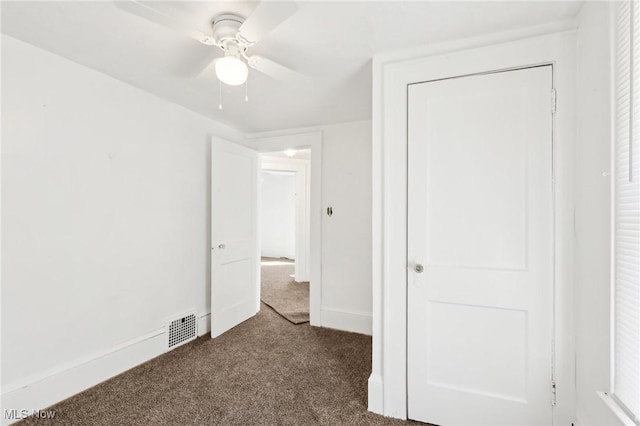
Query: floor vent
166,311,197,351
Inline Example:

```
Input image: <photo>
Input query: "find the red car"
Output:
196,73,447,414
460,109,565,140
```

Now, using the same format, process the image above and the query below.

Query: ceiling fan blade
238,1,298,43
178,47,222,78
247,55,308,84
114,1,215,45
196,57,220,81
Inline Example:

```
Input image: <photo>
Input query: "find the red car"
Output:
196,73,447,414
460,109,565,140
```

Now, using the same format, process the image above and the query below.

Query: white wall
320,120,372,334
260,171,296,259
1,35,243,420
574,3,623,426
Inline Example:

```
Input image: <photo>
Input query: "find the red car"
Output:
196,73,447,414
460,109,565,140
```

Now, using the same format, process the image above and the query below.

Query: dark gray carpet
260,258,309,324
17,303,423,425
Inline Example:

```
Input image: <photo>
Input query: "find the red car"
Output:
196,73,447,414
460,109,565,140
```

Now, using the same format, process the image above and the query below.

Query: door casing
369,31,576,425
245,131,323,326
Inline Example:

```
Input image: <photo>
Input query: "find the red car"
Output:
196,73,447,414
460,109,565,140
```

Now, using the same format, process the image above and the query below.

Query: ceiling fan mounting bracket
219,39,247,58
211,13,254,49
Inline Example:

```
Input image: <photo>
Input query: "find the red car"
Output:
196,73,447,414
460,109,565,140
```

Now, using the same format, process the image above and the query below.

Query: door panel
407,66,553,425
427,301,528,401
211,137,259,338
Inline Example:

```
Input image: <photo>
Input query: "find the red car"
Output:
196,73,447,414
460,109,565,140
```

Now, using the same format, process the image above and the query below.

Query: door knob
218,244,226,249
414,264,424,273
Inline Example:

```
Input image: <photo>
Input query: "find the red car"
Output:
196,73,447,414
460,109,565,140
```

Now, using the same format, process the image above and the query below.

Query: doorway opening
259,149,311,324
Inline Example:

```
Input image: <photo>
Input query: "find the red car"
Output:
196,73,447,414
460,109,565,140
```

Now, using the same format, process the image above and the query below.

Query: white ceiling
1,1,582,133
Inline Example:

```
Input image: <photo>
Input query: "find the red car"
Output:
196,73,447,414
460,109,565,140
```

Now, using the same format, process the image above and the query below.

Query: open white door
211,136,260,338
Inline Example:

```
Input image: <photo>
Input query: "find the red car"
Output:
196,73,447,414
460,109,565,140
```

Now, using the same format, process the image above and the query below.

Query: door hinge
551,88,557,114
551,380,557,406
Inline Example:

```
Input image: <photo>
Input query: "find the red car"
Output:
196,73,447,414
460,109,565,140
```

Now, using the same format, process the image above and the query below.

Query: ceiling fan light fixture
215,56,248,86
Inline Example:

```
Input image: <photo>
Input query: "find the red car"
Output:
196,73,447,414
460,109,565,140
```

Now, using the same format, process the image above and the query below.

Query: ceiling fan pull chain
218,80,223,110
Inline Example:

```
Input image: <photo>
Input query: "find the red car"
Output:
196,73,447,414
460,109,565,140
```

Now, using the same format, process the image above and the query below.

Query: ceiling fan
115,1,305,86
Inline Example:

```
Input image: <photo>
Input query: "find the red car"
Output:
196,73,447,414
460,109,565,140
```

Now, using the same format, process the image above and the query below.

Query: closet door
407,66,554,425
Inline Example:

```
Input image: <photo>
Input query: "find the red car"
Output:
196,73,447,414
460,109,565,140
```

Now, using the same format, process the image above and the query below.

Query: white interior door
407,66,554,425
211,137,260,338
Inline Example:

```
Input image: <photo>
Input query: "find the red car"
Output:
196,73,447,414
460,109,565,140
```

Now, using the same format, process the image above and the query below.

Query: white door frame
261,157,311,282
245,132,322,327
369,30,576,425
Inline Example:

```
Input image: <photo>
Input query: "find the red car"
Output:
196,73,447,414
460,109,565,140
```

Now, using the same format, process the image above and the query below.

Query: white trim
370,47,384,421
368,374,384,415
610,0,618,398
598,392,638,426
1,313,211,426
375,19,577,65
371,31,576,423
198,313,211,337
260,157,311,282
245,131,321,151
320,308,372,336
1,329,164,426
1,327,164,395
245,132,322,327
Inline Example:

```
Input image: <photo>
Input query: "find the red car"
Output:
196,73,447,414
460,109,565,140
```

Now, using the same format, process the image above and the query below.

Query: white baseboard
1,329,165,426
368,373,384,415
295,272,310,282
198,313,211,336
2,313,211,426
321,307,372,335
